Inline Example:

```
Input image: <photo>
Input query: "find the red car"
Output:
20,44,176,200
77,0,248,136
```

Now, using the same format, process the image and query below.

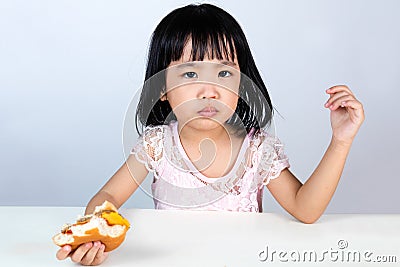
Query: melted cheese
101,212,130,228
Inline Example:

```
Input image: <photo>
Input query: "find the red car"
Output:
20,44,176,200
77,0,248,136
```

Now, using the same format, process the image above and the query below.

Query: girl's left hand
324,85,365,145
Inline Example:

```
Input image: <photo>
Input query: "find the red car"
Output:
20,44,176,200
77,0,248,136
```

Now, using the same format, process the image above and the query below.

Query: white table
0,207,399,267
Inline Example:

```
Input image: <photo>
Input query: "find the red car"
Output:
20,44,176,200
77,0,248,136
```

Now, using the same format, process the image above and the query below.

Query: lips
197,106,218,117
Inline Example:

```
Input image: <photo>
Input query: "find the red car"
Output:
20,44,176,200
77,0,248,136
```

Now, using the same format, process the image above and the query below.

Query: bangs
160,5,238,66
171,32,236,63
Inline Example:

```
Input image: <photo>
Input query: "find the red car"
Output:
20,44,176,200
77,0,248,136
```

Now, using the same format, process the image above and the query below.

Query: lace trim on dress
131,122,289,193
130,125,165,172
253,130,290,186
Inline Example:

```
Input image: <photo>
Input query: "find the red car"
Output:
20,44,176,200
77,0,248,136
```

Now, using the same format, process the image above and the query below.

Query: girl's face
164,41,241,132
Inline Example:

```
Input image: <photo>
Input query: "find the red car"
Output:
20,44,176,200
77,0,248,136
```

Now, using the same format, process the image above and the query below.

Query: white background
1,0,399,213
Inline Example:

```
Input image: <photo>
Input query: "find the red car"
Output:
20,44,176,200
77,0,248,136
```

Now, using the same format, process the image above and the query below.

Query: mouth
197,106,218,117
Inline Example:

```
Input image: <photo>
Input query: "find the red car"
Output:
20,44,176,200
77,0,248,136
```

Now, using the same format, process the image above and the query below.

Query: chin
184,117,228,132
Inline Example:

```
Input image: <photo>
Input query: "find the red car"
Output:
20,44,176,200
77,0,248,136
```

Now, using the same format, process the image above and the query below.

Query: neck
177,121,231,144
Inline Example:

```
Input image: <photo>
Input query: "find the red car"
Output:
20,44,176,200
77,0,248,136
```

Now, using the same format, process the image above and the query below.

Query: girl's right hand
56,242,109,266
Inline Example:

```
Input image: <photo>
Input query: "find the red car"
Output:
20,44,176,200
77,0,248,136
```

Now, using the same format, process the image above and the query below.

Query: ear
160,87,167,101
160,92,167,101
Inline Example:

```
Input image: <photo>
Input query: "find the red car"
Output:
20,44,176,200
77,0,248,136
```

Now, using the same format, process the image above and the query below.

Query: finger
326,85,354,96
341,100,365,121
70,242,93,263
92,244,109,265
325,91,350,108
326,95,356,111
56,245,72,260
81,241,102,266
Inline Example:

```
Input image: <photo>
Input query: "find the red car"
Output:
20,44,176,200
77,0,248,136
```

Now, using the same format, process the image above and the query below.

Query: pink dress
131,120,289,212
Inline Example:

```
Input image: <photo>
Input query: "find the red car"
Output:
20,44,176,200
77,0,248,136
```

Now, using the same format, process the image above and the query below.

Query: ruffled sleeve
255,132,290,186
130,125,164,172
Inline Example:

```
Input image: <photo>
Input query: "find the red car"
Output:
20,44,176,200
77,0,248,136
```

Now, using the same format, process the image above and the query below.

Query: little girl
57,3,364,265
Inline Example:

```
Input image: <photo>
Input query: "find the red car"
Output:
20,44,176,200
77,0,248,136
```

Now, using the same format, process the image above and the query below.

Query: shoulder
248,128,288,164
141,124,166,138
249,128,283,149
248,129,290,184
140,121,177,141
142,120,177,134
139,121,177,159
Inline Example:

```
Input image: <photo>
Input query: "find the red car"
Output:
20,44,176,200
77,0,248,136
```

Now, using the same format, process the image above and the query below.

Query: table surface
0,207,399,267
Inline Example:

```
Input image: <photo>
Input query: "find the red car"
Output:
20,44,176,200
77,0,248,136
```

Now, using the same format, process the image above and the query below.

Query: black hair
135,3,273,136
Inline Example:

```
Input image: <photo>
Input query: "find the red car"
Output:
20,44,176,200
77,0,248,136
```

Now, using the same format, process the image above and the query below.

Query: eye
183,72,198,78
218,70,232,78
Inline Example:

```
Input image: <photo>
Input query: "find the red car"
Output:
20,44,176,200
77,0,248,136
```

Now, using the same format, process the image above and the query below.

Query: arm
267,85,364,224
56,154,149,265
267,140,351,224
85,154,149,214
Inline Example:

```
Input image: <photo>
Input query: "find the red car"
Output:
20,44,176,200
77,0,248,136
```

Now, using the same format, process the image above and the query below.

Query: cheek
166,86,195,110
223,86,240,108
218,77,240,94
165,75,180,92
217,94,239,116
228,95,239,111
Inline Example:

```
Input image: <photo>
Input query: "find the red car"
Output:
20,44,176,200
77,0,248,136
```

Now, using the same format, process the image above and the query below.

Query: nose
197,83,219,99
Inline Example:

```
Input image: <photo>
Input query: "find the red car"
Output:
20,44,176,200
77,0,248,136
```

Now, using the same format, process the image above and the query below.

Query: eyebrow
175,61,237,69
175,62,197,69
220,61,237,67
